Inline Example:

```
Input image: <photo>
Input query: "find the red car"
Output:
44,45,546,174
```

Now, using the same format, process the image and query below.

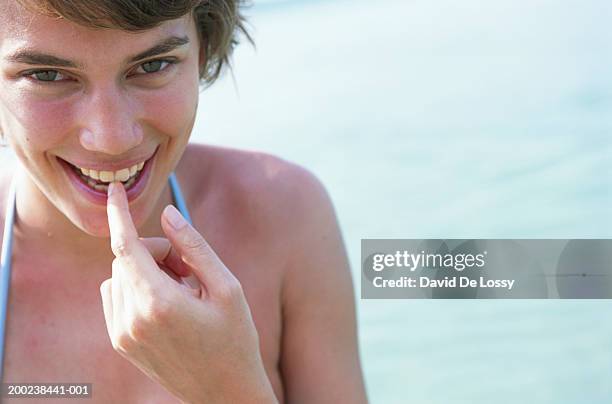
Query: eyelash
23,58,178,84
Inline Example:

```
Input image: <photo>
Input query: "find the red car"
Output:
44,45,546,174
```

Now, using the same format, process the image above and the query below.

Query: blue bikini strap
168,172,193,226
0,176,17,381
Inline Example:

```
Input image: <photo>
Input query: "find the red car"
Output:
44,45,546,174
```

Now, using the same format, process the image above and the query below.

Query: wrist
217,366,278,404
180,362,278,404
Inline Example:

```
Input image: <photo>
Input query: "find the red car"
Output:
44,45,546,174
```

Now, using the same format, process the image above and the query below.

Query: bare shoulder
181,143,326,196
177,145,366,402
175,142,339,298
178,143,333,238
180,145,367,402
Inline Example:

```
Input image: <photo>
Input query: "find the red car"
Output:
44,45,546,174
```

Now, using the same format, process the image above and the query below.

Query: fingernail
164,205,187,230
107,182,117,197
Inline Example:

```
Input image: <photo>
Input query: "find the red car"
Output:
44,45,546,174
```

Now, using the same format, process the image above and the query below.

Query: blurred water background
1,0,610,402
195,0,612,403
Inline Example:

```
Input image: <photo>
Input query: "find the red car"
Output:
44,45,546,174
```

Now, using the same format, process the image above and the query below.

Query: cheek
1,89,75,152
138,79,199,139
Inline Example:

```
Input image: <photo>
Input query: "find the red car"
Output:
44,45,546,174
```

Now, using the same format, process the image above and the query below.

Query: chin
71,208,116,238
58,198,163,245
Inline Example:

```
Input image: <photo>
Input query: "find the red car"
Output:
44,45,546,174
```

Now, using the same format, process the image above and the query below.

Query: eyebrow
128,36,190,63
5,36,190,69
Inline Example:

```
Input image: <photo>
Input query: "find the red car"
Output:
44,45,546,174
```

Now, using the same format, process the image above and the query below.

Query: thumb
161,205,237,296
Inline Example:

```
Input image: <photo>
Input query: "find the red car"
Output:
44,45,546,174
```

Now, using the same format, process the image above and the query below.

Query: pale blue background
195,0,612,403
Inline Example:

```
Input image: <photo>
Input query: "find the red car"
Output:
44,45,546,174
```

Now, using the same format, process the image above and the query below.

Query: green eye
141,60,165,73
131,59,175,77
33,70,60,81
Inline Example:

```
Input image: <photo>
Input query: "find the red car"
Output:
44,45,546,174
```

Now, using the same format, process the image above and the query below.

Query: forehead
0,2,196,64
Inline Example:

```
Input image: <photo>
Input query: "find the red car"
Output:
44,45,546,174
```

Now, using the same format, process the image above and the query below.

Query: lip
63,152,155,172
58,147,158,206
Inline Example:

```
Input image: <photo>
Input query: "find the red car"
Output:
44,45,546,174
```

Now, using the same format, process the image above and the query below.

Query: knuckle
111,237,131,257
126,316,148,342
100,279,111,294
141,294,173,325
110,338,120,351
113,331,134,353
182,232,209,252
217,278,244,304
111,259,122,273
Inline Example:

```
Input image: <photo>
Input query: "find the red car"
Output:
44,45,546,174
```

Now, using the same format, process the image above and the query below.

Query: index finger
107,181,140,257
107,183,166,293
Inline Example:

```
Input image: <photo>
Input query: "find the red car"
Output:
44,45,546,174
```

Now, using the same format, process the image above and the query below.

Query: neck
10,167,174,269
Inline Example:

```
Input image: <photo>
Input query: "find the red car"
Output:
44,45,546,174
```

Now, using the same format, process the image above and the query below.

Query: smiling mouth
60,154,154,193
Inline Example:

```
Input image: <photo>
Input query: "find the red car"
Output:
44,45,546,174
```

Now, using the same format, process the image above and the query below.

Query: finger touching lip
107,182,140,254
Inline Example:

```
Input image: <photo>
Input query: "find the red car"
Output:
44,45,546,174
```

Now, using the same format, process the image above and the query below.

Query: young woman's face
0,3,202,237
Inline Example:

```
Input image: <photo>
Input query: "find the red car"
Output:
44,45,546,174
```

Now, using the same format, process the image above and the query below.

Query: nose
77,85,144,155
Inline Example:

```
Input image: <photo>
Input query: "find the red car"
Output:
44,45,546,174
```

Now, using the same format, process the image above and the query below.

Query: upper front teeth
78,161,145,183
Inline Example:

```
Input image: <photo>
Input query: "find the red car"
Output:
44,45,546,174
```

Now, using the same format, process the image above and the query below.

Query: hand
100,182,277,403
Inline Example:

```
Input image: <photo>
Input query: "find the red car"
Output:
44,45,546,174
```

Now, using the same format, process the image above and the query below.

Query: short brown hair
15,0,252,86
